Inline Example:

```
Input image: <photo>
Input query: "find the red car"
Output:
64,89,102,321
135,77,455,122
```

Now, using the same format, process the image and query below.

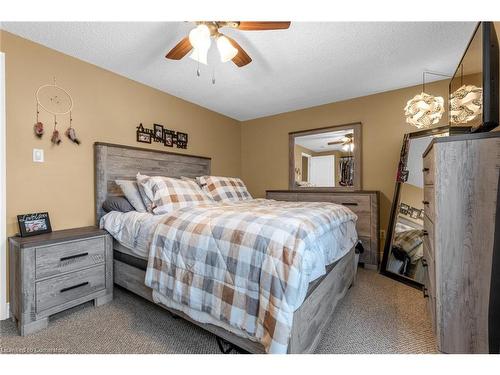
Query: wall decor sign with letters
17,212,52,237
136,123,188,149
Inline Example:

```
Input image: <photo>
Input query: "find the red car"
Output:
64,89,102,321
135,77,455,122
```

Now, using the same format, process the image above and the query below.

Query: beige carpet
0,268,437,354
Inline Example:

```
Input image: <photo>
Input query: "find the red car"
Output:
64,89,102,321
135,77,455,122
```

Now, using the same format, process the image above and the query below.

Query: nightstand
9,226,113,335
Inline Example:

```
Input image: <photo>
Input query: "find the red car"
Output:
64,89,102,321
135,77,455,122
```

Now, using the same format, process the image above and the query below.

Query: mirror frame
380,125,451,290
288,122,362,191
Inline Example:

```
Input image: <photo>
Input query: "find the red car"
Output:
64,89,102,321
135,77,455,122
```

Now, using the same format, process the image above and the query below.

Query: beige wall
293,144,314,181
241,79,450,234
1,30,241,237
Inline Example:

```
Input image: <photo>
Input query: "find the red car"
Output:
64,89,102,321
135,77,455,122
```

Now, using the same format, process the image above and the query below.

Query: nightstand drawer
35,264,106,313
35,237,106,279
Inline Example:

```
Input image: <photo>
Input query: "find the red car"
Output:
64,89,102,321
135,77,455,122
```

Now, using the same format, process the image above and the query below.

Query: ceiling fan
328,134,354,151
165,21,291,67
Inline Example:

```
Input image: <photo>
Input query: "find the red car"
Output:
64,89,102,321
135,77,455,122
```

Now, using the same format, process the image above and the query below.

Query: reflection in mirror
289,123,361,190
294,130,354,187
450,24,483,129
382,127,449,287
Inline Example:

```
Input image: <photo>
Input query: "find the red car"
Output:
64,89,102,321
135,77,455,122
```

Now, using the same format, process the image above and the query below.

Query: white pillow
114,180,147,212
136,173,155,212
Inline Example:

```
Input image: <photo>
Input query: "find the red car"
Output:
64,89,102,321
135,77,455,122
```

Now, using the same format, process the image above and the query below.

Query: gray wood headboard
94,142,211,223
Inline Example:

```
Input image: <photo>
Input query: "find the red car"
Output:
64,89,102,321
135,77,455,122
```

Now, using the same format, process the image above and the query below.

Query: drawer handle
341,202,358,206
422,230,429,236
60,252,89,262
422,200,430,205
423,287,429,298
422,258,428,267
422,167,429,172
60,282,89,293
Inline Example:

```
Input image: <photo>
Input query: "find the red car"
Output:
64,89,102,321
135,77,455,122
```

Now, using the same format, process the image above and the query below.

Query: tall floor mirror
380,126,450,288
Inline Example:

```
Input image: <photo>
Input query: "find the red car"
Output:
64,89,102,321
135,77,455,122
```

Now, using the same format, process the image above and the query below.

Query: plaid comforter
144,199,357,353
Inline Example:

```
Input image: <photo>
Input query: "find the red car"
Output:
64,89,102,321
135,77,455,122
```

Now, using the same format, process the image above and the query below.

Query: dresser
422,133,500,353
9,227,113,335
266,190,380,268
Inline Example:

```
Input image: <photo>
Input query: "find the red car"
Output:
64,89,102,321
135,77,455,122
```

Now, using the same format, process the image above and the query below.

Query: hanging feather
51,129,62,145
34,122,44,138
65,127,80,145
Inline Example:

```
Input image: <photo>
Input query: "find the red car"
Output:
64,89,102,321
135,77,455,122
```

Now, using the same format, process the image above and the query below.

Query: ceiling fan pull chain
212,66,216,85
196,52,201,77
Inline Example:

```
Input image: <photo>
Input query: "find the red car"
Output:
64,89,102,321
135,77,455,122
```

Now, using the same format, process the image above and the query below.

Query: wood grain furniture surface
9,227,113,335
266,190,380,268
95,142,358,353
422,132,500,353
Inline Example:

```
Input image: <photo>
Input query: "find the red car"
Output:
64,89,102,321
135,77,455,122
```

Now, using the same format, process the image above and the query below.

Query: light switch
33,148,44,163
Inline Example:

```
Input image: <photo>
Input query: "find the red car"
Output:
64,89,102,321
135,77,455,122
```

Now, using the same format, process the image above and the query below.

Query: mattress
101,209,358,284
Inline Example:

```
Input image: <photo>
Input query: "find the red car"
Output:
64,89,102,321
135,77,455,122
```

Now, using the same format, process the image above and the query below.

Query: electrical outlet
33,148,44,163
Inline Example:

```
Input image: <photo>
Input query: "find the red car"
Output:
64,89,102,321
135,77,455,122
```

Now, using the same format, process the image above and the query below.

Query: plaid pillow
197,176,252,202
150,176,213,214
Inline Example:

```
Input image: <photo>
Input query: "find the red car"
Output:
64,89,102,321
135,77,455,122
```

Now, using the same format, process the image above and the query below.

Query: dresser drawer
35,264,106,313
354,214,371,237
35,237,106,279
266,192,297,201
423,215,434,258
295,194,371,213
423,151,435,186
295,194,372,236
423,186,435,222
423,243,435,297
424,273,436,334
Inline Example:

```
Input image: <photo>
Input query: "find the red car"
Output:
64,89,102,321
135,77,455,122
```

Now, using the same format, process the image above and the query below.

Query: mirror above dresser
289,123,362,191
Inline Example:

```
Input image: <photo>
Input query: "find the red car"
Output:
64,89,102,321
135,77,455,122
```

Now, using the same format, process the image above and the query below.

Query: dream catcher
34,77,80,145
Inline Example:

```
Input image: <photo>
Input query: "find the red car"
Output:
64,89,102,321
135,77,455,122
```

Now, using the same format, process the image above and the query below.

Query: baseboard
0,302,10,320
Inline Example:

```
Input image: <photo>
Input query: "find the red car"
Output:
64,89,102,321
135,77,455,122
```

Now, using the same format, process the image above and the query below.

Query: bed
94,142,359,354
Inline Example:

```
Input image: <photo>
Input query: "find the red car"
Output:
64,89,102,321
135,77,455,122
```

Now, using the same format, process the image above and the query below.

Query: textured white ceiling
296,129,352,152
1,22,476,121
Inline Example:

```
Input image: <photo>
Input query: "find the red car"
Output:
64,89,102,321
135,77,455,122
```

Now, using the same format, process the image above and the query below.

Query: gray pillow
102,196,135,213
115,180,147,212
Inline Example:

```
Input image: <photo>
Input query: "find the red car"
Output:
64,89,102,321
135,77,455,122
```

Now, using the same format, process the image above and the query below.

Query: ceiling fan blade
237,21,291,31
165,37,192,60
327,141,344,145
225,36,252,67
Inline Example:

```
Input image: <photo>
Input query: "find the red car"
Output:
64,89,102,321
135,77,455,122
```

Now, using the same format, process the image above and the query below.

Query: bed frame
94,142,358,354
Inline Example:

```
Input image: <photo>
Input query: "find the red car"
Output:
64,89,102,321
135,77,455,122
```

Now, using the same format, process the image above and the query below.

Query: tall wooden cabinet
422,133,500,353
266,190,380,268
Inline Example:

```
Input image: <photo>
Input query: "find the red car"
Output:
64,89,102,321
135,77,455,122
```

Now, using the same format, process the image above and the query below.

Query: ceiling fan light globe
217,35,238,62
189,47,209,65
189,24,211,50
